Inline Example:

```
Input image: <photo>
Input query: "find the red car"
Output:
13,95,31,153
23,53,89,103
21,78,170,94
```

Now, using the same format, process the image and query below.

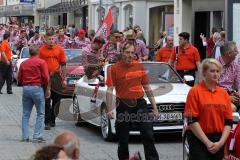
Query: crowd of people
0,22,239,160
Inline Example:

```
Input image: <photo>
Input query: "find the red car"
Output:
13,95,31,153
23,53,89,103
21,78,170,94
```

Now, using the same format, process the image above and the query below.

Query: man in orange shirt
106,41,159,160
169,32,201,86
155,36,174,62
39,32,67,130
0,33,13,94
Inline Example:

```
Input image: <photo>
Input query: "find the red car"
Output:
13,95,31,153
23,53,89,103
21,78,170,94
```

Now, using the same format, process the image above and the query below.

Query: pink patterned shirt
55,35,69,49
74,37,91,49
28,36,44,48
135,39,148,60
102,42,120,63
82,44,102,68
218,56,240,92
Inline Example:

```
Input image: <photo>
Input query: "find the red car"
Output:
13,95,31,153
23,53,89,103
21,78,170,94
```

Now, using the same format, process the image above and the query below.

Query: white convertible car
12,47,30,86
73,62,193,141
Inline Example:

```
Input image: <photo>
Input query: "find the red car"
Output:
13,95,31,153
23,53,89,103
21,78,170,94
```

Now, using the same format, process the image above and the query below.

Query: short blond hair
201,58,222,74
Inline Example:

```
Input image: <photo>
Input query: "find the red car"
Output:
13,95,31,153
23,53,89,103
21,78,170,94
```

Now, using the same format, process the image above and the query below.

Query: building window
111,6,119,30
124,4,133,28
97,6,105,27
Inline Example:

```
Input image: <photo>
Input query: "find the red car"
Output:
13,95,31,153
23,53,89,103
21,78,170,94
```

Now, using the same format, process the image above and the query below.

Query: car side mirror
184,75,194,82
233,112,240,123
11,55,18,60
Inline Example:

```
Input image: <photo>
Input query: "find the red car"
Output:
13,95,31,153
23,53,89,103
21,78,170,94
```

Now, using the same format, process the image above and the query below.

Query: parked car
60,49,84,97
12,47,30,86
73,62,193,141
12,47,84,96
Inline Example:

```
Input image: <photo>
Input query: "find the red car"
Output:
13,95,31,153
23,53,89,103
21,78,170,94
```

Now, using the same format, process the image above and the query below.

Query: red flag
94,9,113,40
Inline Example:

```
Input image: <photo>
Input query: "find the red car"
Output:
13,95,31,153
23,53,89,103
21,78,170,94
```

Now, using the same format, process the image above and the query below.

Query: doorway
194,12,210,60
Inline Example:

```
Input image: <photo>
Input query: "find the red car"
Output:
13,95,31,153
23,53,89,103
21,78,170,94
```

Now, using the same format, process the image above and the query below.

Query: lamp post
44,0,47,29
99,0,103,24
5,0,8,24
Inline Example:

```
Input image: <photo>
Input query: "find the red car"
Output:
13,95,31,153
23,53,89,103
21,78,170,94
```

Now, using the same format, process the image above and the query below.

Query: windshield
65,49,82,63
106,63,182,84
21,48,30,59
143,63,182,83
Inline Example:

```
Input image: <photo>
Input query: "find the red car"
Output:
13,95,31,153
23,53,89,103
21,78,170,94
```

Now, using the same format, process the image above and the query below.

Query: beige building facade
88,0,174,45
174,0,240,59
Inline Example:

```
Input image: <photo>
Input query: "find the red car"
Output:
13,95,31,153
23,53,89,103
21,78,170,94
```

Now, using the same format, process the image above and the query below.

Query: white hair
213,32,221,43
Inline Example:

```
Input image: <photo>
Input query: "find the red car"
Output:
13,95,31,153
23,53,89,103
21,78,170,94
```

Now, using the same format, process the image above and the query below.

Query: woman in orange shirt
184,58,233,160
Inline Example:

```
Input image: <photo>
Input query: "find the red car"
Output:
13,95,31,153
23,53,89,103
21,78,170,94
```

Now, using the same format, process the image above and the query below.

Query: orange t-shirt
106,60,149,99
170,44,200,70
39,44,66,73
1,40,12,61
155,46,173,62
184,81,233,134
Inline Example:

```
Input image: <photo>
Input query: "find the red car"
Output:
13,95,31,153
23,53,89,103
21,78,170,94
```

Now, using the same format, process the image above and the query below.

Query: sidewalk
0,85,122,160
0,86,40,160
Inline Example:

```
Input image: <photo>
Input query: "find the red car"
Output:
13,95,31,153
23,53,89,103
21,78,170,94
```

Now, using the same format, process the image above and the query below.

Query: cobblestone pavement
0,84,183,160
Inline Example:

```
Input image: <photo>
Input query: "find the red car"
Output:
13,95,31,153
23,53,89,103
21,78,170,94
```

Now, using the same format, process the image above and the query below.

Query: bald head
54,131,80,160
166,36,174,47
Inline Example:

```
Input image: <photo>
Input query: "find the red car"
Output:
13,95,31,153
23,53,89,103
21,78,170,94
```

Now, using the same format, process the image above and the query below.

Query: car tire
183,131,189,160
73,94,84,127
101,106,117,142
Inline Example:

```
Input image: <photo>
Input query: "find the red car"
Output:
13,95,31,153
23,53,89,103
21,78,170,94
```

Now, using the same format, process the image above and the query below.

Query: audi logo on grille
158,104,175,111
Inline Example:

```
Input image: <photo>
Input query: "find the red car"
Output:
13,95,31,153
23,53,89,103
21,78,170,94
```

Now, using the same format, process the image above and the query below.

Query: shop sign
20,0,35,2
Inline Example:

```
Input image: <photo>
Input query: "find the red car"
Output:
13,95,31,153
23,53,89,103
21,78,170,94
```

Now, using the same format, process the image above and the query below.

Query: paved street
0,84,183,160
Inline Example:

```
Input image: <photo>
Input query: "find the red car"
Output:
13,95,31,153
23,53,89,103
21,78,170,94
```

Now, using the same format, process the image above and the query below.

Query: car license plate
158,113,182,121
67,79,77,85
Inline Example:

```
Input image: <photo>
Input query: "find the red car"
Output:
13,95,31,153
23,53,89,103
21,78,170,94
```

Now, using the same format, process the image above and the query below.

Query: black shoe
0,91,2,94
50,122,56,127
7,91,13,94
21,138,30,142
44,124,51,130
32,138,46,143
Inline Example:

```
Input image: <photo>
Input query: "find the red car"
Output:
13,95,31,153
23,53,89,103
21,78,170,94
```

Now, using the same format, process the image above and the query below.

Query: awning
0,4,34,17
37,0,87,15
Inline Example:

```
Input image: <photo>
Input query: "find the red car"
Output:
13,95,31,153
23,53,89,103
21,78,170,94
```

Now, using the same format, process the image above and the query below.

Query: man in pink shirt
74,29,90,49
125,29,149,61
55,29,69,49
14,30,28,53
102,30,121,63
28,31,44,48
217,41,240,112
82,36,105,79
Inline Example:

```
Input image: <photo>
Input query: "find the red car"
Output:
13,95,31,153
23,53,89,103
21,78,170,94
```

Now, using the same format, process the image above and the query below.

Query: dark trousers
44,89,61,125
188,131,225,160
0,61,12,92
116,98,159,160
177,69,196,87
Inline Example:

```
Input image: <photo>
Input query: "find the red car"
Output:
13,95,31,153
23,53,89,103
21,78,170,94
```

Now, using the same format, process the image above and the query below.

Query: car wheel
101,106,116,142
73,94,84,127
183,132,189,160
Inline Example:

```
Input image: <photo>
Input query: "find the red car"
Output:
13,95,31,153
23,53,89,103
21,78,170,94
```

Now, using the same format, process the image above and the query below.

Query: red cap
79,29,86,35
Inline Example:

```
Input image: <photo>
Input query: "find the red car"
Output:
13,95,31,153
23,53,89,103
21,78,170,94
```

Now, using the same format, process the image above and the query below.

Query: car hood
75,78,191,104
145,83,191,104
66,62,83,75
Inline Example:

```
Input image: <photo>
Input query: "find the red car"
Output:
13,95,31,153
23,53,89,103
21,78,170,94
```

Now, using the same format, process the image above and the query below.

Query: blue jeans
22,86,45,140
